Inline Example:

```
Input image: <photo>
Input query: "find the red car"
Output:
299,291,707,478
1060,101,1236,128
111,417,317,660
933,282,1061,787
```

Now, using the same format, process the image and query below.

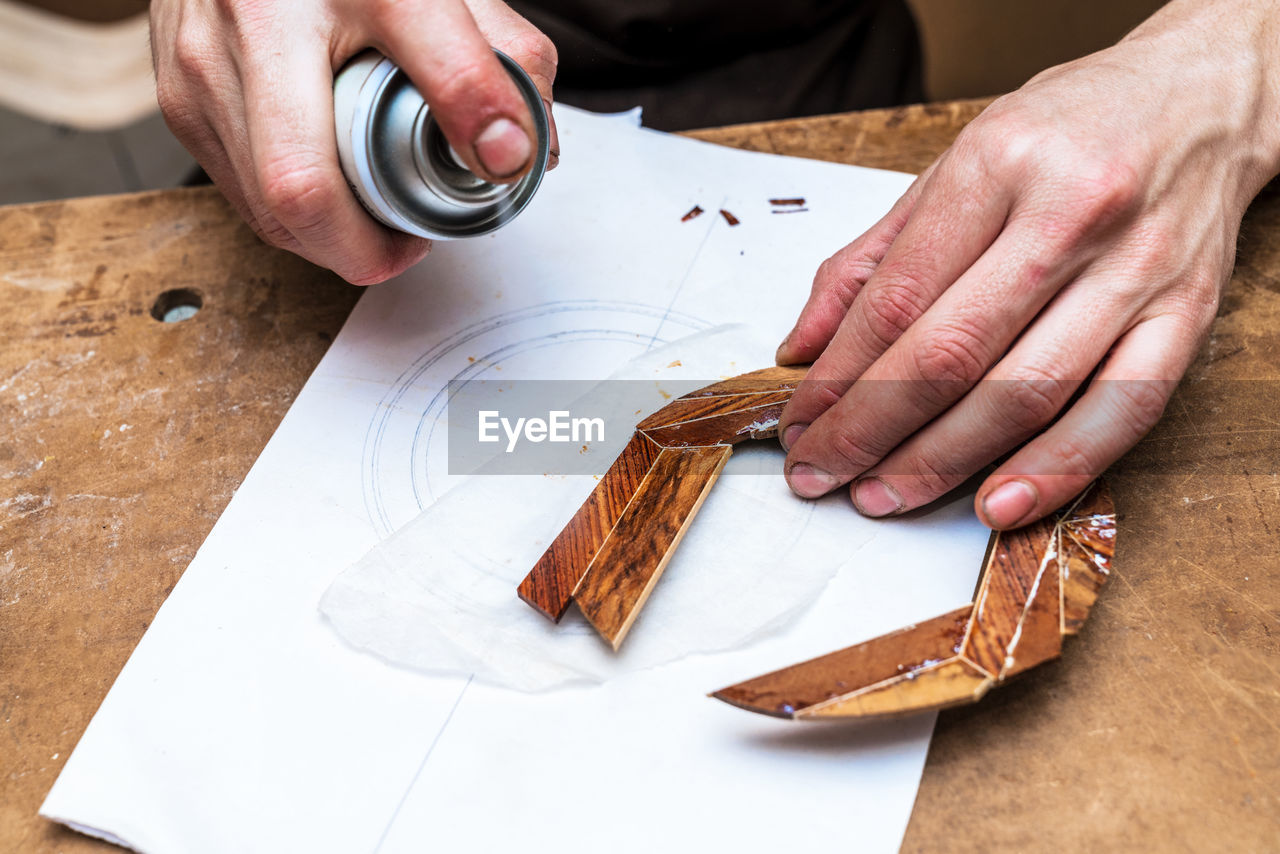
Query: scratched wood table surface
2,99,1277,851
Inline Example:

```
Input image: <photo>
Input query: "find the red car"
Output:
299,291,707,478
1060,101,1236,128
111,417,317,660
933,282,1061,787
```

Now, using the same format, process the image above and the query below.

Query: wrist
1122,0,1280,203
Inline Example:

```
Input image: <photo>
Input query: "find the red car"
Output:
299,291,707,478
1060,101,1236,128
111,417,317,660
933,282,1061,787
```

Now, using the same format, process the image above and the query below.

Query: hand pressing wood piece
711,481,1115,720
517,365,809,649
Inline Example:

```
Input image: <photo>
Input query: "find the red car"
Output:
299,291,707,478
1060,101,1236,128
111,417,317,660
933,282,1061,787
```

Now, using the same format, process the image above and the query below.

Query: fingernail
982,480,1038,528
544,99,560,170
853,477,903,517
781,423,807,451
474,117,532,178
787,463,841,499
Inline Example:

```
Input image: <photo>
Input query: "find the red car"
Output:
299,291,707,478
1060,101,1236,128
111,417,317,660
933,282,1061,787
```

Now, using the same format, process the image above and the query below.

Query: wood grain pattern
712,481,1116,720
712,607,974,718
573,446,731,649
961,513,1056,677
673,366,808,399
518,432,662,620
517,365,809,649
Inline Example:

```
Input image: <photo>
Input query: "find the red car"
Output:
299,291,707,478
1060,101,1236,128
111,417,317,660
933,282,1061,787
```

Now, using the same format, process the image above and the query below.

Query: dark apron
509,0,922,129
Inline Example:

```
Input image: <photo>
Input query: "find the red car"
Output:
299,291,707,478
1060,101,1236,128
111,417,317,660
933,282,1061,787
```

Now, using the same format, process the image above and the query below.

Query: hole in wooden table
151,288,203,323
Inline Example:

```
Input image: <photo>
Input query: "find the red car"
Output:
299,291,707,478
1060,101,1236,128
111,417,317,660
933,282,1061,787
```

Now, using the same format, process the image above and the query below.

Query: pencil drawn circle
362,300,711,536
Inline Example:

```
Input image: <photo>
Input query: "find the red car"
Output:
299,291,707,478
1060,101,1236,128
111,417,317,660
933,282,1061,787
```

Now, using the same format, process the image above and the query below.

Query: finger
778,150,1014,452
465,0,557,99
463,0,560,168
776,168,931,366
369,0,539,182
781,207,1091,498
241,35,430,284
976,313,1195,529
847,271,1125,516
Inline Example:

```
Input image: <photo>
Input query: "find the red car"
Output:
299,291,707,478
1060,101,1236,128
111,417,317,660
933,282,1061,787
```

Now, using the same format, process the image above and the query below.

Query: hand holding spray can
333,50,550,239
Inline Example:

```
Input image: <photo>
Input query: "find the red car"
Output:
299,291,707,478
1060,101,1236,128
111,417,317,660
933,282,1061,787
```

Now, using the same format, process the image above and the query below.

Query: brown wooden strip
641,399,789,447
635,390,793,431
676,365,809,399
573,445,732,649
1062,514,1116,562
1059,481,1115,635
1067,477,1114,521
800,659,991,720
1060,525,1112,635
710,606,972,718
517,432,662,621
961,516,1056,677
999,535,1063,678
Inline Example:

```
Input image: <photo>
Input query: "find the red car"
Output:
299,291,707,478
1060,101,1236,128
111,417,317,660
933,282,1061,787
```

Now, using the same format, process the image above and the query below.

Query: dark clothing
510,0,923,130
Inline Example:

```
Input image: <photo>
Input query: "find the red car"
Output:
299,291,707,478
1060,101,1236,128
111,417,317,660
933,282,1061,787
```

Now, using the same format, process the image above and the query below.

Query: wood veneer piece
517,432,662,621
573,445,731,649
712,481,1115,720
518,365,809,648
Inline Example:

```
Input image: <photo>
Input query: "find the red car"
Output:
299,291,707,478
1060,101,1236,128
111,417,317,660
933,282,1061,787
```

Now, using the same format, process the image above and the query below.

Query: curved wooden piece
517,365,808,649
711,481,1115,719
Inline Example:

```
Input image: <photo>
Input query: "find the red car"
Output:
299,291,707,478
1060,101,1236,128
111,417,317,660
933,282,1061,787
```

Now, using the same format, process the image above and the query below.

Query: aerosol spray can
333,49,549,239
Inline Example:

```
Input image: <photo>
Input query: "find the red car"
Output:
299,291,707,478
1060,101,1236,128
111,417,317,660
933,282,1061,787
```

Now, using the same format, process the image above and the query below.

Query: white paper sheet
320,326,873,690
42,106,991,853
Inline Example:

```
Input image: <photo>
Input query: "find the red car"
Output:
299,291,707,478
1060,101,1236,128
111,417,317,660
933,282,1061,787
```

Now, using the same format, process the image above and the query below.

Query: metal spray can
333,49,549,239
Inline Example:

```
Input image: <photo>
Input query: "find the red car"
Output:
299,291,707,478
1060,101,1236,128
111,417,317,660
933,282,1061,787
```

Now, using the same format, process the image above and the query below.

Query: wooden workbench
2,100,1277,851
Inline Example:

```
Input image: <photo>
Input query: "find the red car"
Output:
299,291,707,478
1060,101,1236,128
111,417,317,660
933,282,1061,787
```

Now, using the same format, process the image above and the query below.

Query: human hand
775,0,1280,529
150,0,559,284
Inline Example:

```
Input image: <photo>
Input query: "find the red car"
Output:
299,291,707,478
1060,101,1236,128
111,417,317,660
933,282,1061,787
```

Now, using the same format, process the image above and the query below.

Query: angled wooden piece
712,481,1115,720
517,432,662,621
517,365,809,648
573,445,731,649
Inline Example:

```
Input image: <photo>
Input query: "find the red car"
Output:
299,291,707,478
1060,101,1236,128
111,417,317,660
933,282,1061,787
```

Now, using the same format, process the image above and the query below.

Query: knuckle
975,118,1043,177
825,427,877,474
999,368,1069,435
1046,434,1097,476
1068,156,1140,226
171,31,215,83
910,324,988,390
812,257,863,310
859,279,931,349
1037,156,1141,246
787,379,844,422
432,59,497,110
505,30,558,74
1147,271,1222,334
901,450,965,492
1113,379,1169,432
257,155,337,231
